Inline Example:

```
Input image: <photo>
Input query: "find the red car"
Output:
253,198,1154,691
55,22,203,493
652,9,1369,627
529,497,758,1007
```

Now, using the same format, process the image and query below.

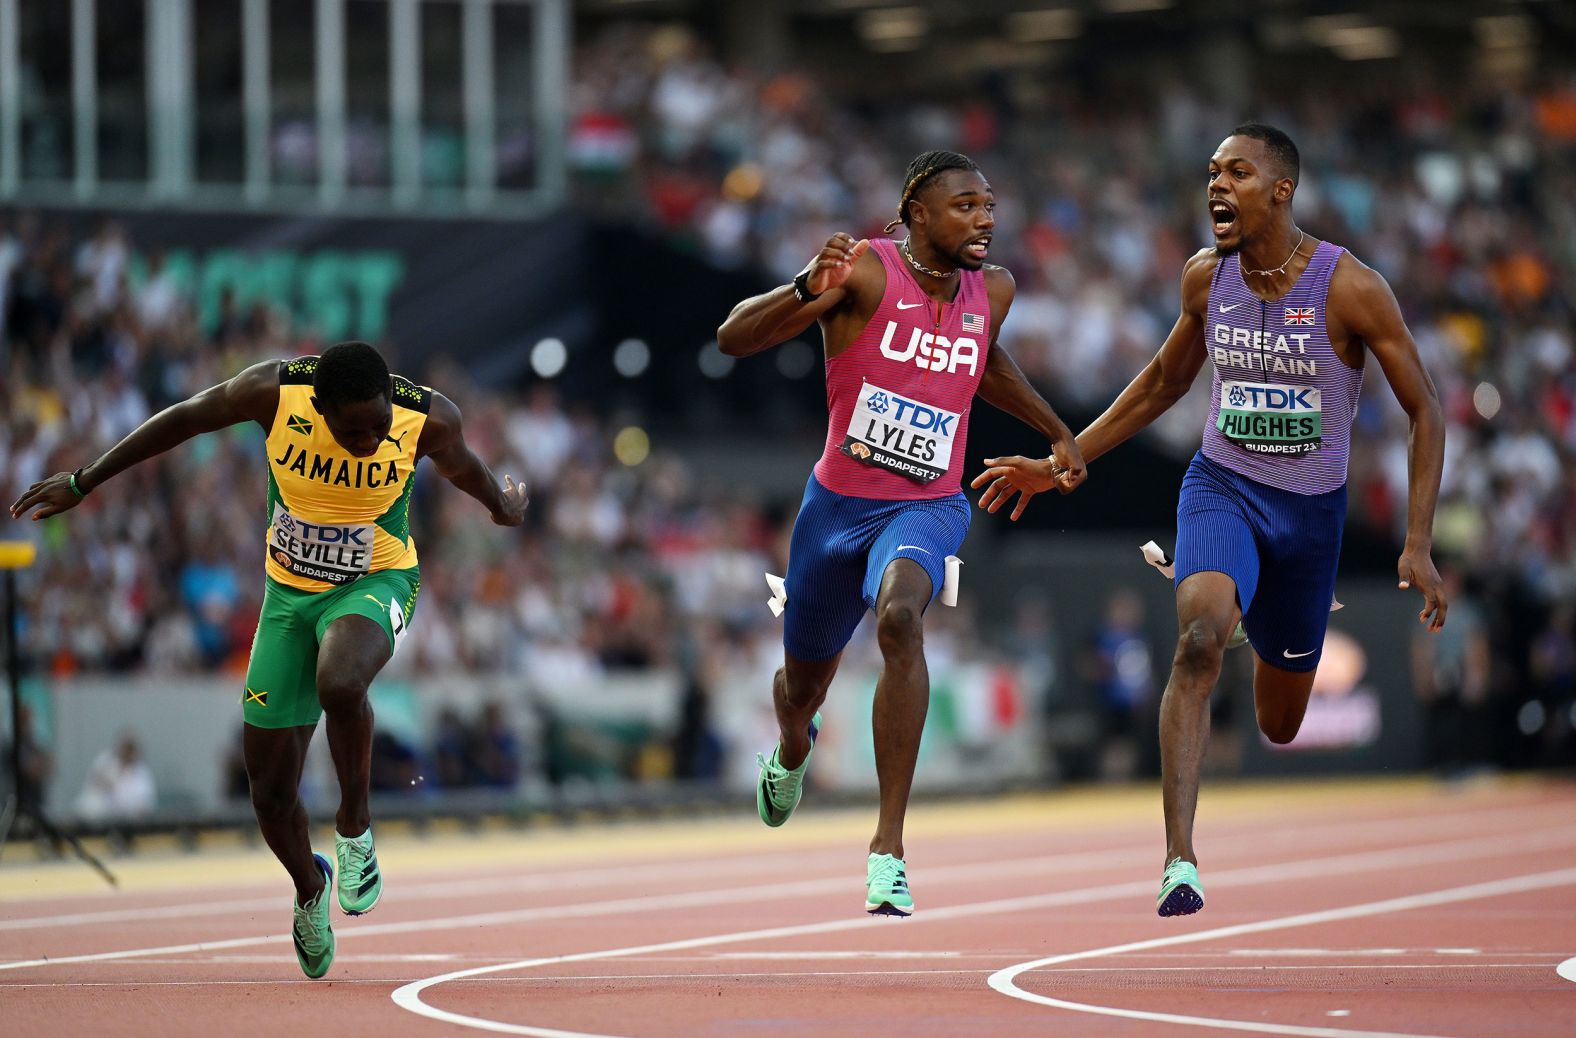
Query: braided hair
882,150,980,234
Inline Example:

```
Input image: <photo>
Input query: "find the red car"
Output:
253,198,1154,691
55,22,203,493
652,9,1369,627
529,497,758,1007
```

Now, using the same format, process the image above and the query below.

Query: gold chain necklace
1242,230,1305,277
900,238,957,280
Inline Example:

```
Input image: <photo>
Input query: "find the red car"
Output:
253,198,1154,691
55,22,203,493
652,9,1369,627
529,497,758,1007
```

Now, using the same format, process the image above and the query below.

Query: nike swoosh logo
1283,648,1317,659
896,545,932,555
896,300,924,310
1219,303,1244,313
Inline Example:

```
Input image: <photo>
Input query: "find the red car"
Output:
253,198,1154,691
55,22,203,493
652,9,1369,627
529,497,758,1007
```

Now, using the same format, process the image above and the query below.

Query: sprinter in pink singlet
974,125,1448,917
717,151,1085,915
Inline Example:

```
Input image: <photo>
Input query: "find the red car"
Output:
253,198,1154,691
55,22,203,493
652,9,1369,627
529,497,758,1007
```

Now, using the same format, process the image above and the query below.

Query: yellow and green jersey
263,356,430,592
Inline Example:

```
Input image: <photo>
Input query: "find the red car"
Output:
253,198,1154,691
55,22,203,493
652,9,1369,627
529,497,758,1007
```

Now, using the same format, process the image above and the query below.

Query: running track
3,777,1574,1037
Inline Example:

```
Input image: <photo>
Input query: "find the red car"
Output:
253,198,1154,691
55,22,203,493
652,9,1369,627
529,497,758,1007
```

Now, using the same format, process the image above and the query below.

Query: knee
248,776,297,821
1256,707,1302,745
875,600,923,658
1172,621,1225,683
777,665,830,714
317,673,370,716
1258,712,1300,744
1260,723,1299,745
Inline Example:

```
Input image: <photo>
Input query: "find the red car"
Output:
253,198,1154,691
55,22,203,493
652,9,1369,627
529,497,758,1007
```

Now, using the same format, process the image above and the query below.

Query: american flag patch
961,312,985,334
1284,307,1315,326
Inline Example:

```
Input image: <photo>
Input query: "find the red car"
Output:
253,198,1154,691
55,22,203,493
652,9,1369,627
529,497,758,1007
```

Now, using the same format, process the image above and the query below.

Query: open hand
971,456,1055,521
10,472,86,521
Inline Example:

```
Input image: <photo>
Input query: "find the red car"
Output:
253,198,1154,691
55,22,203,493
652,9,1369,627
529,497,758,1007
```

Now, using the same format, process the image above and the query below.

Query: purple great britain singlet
1201,241,1364,496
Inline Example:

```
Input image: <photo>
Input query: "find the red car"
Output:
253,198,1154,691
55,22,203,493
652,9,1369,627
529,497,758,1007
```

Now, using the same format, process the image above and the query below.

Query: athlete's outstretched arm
971,344,1087,518
716,233,872,357
419,392,528,527
9,360,279,521
1332,258,1448,631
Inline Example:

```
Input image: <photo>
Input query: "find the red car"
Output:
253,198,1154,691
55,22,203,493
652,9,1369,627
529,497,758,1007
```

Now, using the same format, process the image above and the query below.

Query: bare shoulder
233,359,282,392
228,360,283,419
1181,248,1221,283
426,389,461,431
983,263,1016,289
416,390,462,459
1179,248,1220,313
1329,248,1396,307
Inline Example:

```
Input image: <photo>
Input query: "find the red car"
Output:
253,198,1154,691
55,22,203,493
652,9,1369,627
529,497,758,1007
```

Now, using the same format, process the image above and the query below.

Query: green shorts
242,567,420,729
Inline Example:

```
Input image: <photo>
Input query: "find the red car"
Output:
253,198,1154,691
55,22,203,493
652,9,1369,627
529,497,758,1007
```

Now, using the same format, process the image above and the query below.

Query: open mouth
964,235,991,261
1209,201,1236,235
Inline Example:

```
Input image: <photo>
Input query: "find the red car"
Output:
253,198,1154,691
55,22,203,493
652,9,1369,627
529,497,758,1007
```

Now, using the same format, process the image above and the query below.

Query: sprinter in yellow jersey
11,342,528,978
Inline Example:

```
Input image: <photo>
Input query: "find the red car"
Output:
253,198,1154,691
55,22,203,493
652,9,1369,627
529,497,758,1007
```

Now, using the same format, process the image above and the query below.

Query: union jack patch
961,312,985,334
1284,307,1315,326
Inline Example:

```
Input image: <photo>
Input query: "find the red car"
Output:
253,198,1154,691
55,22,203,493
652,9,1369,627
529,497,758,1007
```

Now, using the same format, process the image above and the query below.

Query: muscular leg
1251,658,1318,745
1160,571,1240,867
245,723,323,903
315,614,391,838
775,652,840,770
868,558,932,859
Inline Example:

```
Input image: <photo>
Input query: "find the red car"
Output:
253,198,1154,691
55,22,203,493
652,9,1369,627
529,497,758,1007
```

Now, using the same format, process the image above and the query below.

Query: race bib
840,380,960,483
390,595,408,654
268,503,375,585
1217,381,1323,455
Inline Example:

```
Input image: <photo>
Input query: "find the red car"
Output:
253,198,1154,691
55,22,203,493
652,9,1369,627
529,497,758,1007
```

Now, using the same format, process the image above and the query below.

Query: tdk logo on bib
1217,380,1323,455
1227,384,1317,410
841,380,961,483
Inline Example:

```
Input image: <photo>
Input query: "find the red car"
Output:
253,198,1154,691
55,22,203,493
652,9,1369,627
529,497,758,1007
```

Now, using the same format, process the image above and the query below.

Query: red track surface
4,778,1575,1037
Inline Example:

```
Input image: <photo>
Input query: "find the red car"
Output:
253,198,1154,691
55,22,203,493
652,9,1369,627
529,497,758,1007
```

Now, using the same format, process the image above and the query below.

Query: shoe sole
865,901,914,917
1157,884,1204,917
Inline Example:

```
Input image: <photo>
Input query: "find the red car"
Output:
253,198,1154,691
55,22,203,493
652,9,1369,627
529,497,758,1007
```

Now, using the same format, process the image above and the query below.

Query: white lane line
1558,956,1576,984
20,818,1572,973
8,962,1553,993
4,798,1563,931
711,950,964,959
0,978,417,988
995,963,1552,973
1225,948,1490,958
8,822,1568,975
0,850,831,931
987,867,1576,1038
387,845,1576,1038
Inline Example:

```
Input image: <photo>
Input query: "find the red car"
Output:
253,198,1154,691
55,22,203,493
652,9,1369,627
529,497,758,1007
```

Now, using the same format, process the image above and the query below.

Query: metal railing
0,0,567,218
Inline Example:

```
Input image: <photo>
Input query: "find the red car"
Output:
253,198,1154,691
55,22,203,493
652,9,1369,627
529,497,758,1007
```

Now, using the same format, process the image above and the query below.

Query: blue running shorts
782,474,970,661
1173,451,1346,673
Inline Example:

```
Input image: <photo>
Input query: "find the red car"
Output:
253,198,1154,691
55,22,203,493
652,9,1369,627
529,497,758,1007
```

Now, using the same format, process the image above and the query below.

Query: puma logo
385,430,409,452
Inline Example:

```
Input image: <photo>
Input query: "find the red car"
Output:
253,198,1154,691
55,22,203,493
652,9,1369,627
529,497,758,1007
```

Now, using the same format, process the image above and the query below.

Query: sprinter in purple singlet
973,124,1449,917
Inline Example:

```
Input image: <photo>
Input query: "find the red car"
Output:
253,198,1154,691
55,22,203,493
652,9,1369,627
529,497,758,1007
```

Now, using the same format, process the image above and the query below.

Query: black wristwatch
792,268,822,303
